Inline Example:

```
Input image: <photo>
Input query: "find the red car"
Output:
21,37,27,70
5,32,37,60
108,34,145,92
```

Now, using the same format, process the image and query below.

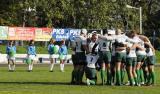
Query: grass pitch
0,64,159,94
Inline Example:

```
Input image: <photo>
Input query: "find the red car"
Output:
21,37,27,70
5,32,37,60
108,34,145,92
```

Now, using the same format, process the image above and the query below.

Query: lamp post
21,7,36,46
126,5,142,34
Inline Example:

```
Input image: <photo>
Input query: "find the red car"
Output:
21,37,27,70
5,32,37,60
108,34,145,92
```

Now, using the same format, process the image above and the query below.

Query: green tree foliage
0,0,160,31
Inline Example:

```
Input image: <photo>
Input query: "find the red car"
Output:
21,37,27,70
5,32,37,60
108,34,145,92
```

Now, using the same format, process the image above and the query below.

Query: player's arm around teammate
125,36,145,86
93,29,114,85
6,40,16,72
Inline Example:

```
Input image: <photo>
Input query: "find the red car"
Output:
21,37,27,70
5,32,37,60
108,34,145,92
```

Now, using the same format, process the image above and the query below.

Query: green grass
0,65,160,94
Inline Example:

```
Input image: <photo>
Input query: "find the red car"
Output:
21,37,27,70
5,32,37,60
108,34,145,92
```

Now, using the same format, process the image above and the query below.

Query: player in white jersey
126,31,145,86
143,38,156,86
70,37,77,84
92,29,114,85
114,29,137,85
110,34,116,85
85,32,99,85
130,31,146,85
74,29,88,84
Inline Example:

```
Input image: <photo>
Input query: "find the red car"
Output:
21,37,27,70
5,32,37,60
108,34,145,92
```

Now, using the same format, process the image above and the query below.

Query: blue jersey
59,45,68,55
48,44,54,55
6,45,16,55
27,46,36,55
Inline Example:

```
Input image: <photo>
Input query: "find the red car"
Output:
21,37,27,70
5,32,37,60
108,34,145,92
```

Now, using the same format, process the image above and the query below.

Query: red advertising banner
8,27,35,40
35,28,52,41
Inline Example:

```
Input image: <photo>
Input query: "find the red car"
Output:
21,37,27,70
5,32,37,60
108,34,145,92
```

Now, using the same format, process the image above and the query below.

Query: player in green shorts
144,40,156,86
128,31,147,85
126,33,145,86
73,29,88,85
70,38,77,84
114,29,137,86
85,33,99,85
93,29,114,85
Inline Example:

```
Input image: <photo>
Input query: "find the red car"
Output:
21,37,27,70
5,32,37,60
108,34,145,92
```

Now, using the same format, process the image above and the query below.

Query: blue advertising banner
52,29,81,41
52,29,70,41
69,29,81,41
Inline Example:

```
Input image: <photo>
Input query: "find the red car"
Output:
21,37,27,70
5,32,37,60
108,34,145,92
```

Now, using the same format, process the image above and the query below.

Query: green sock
71,70,75,82
75,70,79,84
89,79,96,85
151,71,155,84
79,70,84,84
143,70,148,83
126,69,130,81
107,70,111,85
121,69,125,84
130,78,134,86
140,69,144,83
136,70,140,84
147,73,151,84
134,77,138,85
100,69,105,85
116,70,121,85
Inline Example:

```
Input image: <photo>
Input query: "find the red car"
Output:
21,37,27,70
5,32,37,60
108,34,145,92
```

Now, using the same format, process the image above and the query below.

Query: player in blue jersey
26,40,37,72
48,38,56,72
59,40,68,72
6,40,16,72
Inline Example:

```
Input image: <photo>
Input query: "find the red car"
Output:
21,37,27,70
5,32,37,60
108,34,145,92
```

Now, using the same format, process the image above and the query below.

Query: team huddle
70,29,156,86
4,28,156,86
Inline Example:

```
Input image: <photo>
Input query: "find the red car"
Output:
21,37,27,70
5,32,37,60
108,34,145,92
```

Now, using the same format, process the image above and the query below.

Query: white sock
60,64,63,71
50,63,54,71
12,65,15,70
28,64,31,70
30,64,33,70
62,64,64,71
8,64,11,70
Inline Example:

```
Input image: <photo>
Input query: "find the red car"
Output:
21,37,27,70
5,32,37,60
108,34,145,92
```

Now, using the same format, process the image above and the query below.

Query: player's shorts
98,51,111,64
115,52,126,63
85,67,97,80
72,54,77,66
75,52,86,65
145,55,156,65
59,54,67,60
49,54,59,59
111,56,116,66
28,55,36,61
137,55,146,62
7,55,16,61
126,57,137,67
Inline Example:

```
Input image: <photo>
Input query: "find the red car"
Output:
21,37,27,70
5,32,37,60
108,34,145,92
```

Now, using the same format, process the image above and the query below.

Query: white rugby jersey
86,54,99,68
96,34,113,52
146,48,154,56
146,42,154,56
126,42,137,58
111,40,116,56
88,41,99,53
74,36,87,52
115,34,136,53
133,36,146,55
